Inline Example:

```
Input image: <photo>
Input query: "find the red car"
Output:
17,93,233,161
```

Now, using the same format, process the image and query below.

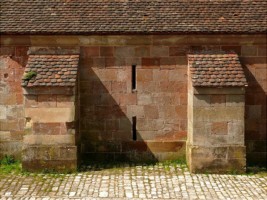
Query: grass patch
0,155,22,174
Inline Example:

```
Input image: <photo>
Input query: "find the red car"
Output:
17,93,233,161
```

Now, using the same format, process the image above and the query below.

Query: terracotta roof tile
1,0,266,34
188,51,248,87
22,55,79,87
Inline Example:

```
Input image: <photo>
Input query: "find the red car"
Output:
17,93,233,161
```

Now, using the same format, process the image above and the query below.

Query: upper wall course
0,0,266,34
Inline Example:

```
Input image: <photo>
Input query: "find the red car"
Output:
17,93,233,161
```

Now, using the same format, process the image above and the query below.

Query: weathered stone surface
25,107,75,122
23,135,75,145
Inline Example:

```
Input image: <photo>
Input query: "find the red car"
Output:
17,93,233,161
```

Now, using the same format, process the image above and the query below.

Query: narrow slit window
132,65,136,91
132,116,137,141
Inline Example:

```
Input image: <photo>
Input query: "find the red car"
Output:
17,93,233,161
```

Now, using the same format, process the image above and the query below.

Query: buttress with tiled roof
0,0,266,34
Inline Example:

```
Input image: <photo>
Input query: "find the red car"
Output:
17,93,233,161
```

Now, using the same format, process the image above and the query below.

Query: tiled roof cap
188,51,248,87
22,55,79,87
1,0,266,34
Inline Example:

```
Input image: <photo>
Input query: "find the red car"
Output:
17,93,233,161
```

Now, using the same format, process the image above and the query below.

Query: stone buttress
21,47,80,172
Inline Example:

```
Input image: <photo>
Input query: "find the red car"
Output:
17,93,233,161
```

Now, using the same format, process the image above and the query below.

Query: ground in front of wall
0,161,266,200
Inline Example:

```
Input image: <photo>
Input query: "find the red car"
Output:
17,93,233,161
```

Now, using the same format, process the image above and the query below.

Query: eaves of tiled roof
1,0,266,35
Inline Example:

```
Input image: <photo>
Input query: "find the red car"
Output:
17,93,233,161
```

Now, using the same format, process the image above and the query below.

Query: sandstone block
226,95,245,107
0,105,7,119
127,105,144,118
114,46,134,58
0,131,11,141
142,58,160,68
120,93,137,105
246,105,262,119
152,69,169,81
258,45,267,56
137,94,153,105
241,45,257,56
146,141,185,152
81,46,99,58
210,95,226,106
144,105,159,119
25,107,75,122
93,57,105,68
100,47,114,57
135,46,150,57
37,94,57,107
137,69,153,82
23,135,75,145
152,35,188,45
160,57,176,69
211,122,228,135
151,46,169,57
169,46,190,56
193,94,211,107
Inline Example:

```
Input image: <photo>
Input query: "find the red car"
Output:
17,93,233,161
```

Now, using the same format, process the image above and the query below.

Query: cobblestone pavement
0,163,266,200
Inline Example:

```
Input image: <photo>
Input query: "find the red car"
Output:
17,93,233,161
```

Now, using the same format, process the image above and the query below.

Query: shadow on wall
242,58,267,167
78,65,185,165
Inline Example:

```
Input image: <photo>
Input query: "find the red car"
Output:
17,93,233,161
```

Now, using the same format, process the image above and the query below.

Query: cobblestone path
0,164,266,200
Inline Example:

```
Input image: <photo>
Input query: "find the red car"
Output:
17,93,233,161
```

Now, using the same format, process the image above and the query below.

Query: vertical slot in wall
132,116,137,141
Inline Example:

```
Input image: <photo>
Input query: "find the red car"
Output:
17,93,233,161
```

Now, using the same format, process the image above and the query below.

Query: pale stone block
0,131,11,141
23,135,75,145
228,121,245,145
137,94,152,105
194,107,244,122
25,107,75,122
193,95,210,107
0,105,7,119
126,105,144,118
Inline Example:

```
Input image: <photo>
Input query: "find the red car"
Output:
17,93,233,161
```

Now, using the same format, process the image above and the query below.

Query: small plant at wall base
0,155,21,174
23,71,37,81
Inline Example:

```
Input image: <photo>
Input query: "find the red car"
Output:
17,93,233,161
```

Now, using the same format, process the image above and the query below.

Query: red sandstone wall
0,35,266,165
0,46,28,159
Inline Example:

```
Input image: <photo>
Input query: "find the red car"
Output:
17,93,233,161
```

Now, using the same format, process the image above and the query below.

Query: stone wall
0,35,266,165
0,46,28,159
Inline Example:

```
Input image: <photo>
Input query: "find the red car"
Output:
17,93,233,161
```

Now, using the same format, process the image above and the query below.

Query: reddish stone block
142,58,160,68
81,46,100,58
169,46,190,56
135,46,150,57
137,69,153,82
211,122,228,135
221,46,241,55
121,141,147,152
100,47,114,57
175,106,187,120
111,82,127,93
210,95,226,106
258,46,267,56
151,46,169,57
15,46,29,57
160,57,176,69
144,105,159,119
120,93,137,105
33,122,67,135
0,47,15,55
